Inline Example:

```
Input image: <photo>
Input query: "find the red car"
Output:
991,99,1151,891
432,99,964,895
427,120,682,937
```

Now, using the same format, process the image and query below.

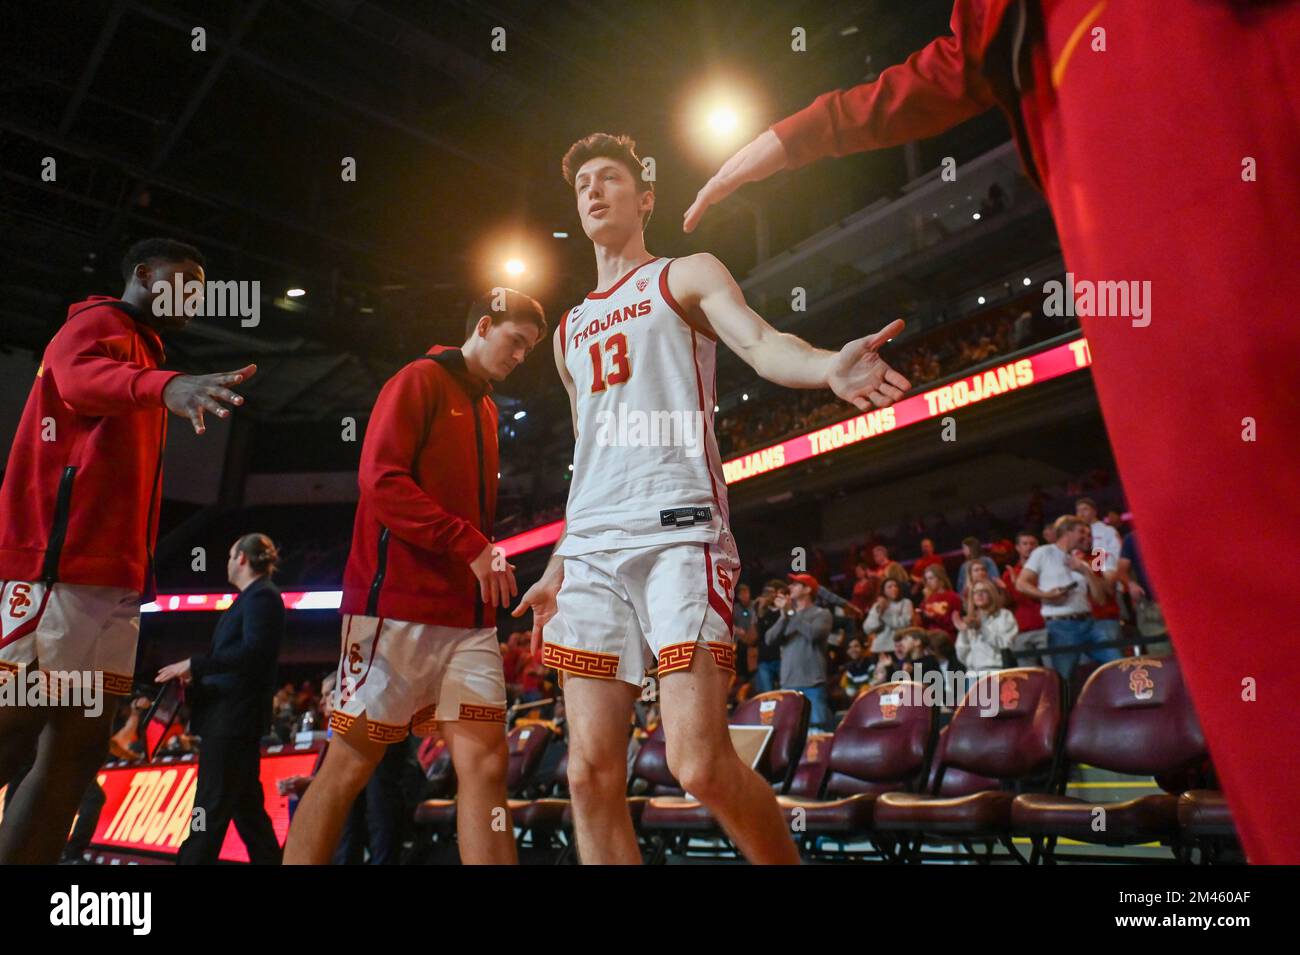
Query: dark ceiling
0,0,1011,422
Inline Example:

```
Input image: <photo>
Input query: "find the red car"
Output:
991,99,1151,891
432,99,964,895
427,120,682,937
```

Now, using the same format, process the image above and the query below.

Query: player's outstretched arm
668,253,912,410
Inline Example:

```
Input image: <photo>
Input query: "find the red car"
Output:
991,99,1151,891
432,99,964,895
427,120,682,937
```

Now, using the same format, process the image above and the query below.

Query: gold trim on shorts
542,642,620,679
329,709,409,744
657,641,736,675
458,703,505,723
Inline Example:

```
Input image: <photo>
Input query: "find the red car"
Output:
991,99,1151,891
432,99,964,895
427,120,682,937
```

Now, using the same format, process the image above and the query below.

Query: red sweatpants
1024,1,1300,862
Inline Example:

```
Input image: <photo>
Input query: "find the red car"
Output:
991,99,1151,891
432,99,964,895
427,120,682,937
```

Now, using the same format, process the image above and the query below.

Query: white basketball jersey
556,257,730,557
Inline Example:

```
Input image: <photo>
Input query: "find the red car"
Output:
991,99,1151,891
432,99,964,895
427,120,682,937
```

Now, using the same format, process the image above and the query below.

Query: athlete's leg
282,715,386,864
0,700,115,864
658,648,799,864
563,674,640,864
440,719,516,864
0,702,46,790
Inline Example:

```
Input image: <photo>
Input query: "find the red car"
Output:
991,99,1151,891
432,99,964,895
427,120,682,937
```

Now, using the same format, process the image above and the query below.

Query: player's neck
591,234,654,294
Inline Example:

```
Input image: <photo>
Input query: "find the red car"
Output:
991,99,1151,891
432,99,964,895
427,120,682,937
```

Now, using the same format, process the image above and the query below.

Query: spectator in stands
1042,521,1058,545
501,627,530,701
961,556,1008,609
955,536,999,592
1075,524,1124,655
1003,532,1048,666
518,649,549,705
953,581,1019,672
887,627,936,681
917,564,962,638
833,637,874,708
765,574,833,730
1016,516,1117,676
869,544,906,583
909,538,945,589
1076,497,1123,572
732,583,757,688
863,577,914,654
752,580,788,693
1118,527,1170,652
849,561,878,614
1118,530,1155,605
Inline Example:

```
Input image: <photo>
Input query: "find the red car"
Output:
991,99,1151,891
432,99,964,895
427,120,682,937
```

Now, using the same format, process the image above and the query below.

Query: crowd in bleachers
725,480,1167,733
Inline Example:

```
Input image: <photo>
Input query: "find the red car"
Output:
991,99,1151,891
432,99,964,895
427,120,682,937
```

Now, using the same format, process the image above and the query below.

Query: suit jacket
188,576,285,739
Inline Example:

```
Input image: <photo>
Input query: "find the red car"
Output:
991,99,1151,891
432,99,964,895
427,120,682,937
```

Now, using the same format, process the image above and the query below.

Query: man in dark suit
157,533,285,864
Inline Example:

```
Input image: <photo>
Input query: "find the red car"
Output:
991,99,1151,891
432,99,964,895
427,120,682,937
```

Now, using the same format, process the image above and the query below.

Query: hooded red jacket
0,297,180,599
340,346,499,628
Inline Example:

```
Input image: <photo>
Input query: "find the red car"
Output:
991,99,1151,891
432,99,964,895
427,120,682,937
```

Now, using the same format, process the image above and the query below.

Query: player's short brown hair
465,287,548,340
561,132,654,227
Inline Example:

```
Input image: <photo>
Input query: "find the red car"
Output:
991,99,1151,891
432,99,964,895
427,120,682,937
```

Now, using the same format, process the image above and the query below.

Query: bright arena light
286,288,306,297
708,107,739,136
1023,277,1033,286
685,85,763,160
504,258,526,276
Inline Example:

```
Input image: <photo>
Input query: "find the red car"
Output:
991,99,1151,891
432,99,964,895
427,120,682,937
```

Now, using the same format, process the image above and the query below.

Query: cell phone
1063,580,1079,591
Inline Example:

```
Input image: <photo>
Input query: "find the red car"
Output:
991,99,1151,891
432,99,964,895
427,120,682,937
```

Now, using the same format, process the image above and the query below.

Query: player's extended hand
683,129,788,234
828,320,912,411
163,364,257,434
513,565,562,658
471,543,518,610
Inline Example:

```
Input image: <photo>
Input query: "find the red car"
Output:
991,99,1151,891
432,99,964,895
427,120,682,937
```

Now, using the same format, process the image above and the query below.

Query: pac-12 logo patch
636,277,650,292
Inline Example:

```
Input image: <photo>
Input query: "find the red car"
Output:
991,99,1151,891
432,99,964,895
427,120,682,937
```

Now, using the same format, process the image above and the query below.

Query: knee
566,751,626,804
666,746,728,803
453,737,509,790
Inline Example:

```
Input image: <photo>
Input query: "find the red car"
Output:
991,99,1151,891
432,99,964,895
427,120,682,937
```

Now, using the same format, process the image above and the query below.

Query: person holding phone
1014,515,1114,677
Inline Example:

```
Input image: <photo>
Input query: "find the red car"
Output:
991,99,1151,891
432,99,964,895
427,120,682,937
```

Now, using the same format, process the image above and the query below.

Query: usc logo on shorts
8,583,33,618
347,642,364,674
716,564,733,598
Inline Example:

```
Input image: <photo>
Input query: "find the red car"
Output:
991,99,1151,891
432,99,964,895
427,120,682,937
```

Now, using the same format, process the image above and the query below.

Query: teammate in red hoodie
0,237,256,864
683,1,1300,863
284,289,545,865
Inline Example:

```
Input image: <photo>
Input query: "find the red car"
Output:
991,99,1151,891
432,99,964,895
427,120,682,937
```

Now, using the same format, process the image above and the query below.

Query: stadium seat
510,748,571,854
874,667,1065,863
1176,789,1242,862
1010,657,1207,862
638,689,809,861
776,682,937,859
786,732,835,799
411,723,554,859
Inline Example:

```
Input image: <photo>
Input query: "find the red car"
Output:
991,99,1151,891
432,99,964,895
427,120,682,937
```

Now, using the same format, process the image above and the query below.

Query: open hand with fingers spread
163,363,257,434
828,320,912,411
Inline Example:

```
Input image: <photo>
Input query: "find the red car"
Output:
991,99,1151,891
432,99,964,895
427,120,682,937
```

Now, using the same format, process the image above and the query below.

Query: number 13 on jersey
588,332,631,393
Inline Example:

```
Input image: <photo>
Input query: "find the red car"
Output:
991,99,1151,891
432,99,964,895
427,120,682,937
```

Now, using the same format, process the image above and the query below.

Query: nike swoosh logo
450,409,464,416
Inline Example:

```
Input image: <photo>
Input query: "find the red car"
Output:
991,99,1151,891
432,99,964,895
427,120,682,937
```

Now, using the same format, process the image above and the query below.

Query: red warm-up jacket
767,0,1300,863
0,297,181,599
340,346,499,628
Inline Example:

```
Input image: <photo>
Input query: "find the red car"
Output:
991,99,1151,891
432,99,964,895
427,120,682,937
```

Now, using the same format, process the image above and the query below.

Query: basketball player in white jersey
513,133,910,863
